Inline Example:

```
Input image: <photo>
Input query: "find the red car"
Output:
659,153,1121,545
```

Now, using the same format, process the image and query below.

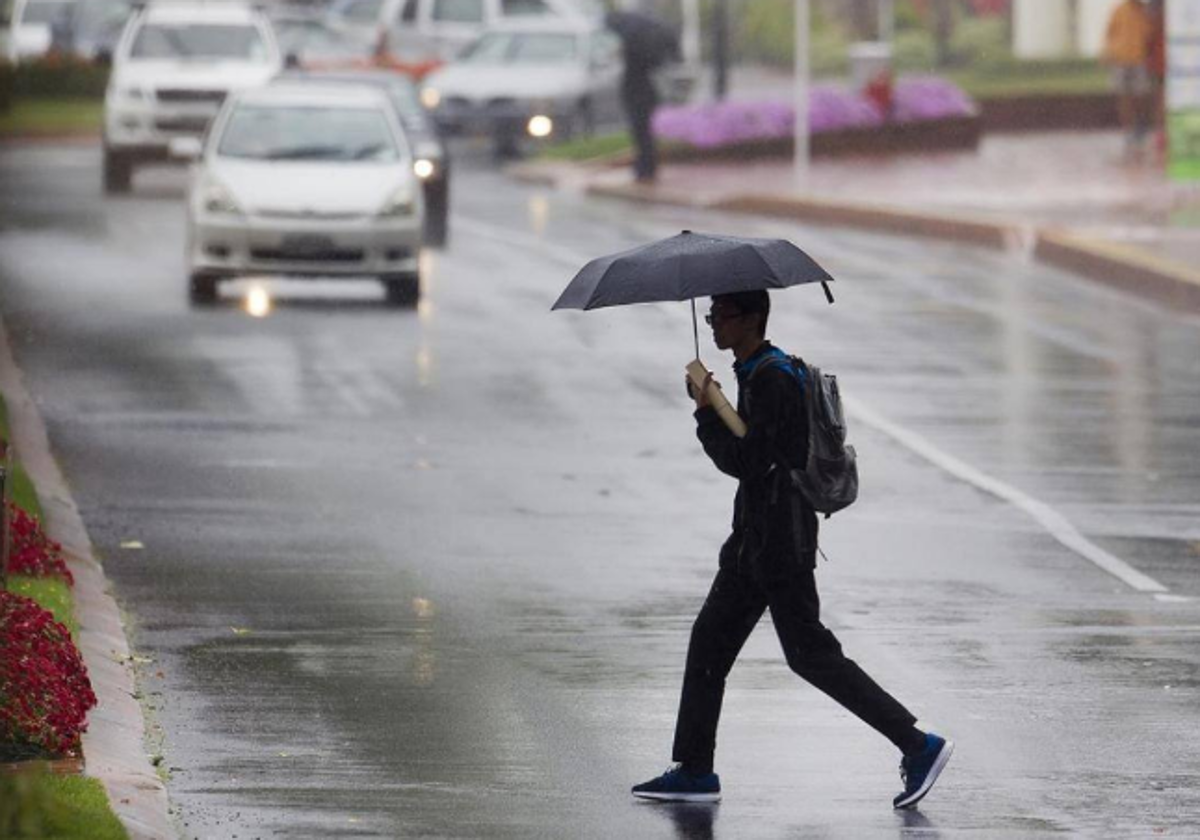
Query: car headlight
527,114,553,139
378,187,416,218
201,180,243,217
420,87,440,109
413,158,436,181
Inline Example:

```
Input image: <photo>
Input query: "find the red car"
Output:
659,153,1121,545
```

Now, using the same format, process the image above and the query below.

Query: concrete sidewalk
513,129,1200,312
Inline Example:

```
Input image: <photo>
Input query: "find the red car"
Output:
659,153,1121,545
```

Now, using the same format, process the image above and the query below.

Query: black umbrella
604,10,680,72
552,229,835,357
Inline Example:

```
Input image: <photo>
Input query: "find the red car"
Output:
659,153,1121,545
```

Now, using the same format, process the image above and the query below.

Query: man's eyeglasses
704,311,743,326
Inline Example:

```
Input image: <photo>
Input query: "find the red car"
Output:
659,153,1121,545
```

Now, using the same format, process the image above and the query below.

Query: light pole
794,0,810,183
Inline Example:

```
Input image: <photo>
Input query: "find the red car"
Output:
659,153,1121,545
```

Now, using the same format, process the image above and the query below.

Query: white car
327,0,600,65
181,83,424,306
421,19,622,155
1,0,73,62
102,1,281,193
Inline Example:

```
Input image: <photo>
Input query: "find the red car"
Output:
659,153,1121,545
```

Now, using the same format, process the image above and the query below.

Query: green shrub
12,57,109,99
950,15,1010,68
0,61,13,113
892,28,936,73
737,0,794,66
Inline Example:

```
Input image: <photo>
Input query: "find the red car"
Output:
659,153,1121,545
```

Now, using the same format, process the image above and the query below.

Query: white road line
844,394,1170,595
455,214,1173,597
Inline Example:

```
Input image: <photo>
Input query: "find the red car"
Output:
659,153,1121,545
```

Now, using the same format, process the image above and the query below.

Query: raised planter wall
977,92,1119,132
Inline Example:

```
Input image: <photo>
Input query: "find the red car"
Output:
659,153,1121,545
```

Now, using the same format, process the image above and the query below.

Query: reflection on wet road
1,144,1199,838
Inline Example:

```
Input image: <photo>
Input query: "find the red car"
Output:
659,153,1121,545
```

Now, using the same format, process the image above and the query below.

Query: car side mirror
169,137,204,161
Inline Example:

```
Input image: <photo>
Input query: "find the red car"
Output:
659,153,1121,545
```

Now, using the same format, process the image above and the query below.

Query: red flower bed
6,501,73,585
0,591,96,758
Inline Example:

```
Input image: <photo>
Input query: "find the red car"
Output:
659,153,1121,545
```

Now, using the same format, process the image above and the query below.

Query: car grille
256,209,367,222
251,246,365,263
156,88,226,104
154,115,212,133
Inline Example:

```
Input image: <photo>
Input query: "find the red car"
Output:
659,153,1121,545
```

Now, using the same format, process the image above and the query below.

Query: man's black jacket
694,343,818,575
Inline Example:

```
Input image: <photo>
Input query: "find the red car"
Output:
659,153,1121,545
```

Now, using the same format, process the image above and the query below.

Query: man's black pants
671,560,918,773
621,80,658,182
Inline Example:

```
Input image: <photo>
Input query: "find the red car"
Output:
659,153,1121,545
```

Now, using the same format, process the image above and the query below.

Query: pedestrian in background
631,290,953,809
605,9,678,184
1102,0,1153,159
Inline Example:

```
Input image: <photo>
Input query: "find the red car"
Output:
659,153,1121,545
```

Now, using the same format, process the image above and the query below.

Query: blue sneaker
632,764,721,803
893,733,954,809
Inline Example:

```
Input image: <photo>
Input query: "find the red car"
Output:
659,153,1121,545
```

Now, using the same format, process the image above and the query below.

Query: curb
514,161,1200,313
0,318,173,840
1034,228,1200,310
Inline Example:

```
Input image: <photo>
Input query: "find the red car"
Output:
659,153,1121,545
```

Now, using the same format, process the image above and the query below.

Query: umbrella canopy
552,230,835,312
604,10,680,72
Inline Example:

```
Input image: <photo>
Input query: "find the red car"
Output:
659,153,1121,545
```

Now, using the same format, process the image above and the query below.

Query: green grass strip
540,131,632,162
0,770,129,840
6,574,78,636
10,461,43,521
0,98,104,137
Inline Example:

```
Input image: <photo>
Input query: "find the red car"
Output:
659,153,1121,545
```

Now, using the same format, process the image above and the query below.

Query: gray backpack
757,356,859,517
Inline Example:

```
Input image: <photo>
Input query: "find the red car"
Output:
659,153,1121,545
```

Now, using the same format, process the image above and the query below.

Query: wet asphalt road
2,142,1200,839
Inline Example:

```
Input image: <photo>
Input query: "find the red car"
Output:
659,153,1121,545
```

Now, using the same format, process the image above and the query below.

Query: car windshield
23,0,74,25
129,22,270,61
217,104,399,162
461,31,577,64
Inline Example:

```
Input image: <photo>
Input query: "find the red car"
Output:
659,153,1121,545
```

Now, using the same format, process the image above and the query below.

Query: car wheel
383,273,420,307
189,272,219,304
103,149,133,194
423,182,449,248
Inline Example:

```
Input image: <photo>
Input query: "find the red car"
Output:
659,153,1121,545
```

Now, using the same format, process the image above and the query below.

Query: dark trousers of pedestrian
671,558,919,774
622,80,659,182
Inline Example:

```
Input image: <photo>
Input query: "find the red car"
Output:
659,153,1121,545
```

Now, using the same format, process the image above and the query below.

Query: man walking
632,290,952,809
605,10,676,184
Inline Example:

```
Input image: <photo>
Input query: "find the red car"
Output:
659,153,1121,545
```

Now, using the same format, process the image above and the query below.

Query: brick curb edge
511,162,1200,313
0,317,173,840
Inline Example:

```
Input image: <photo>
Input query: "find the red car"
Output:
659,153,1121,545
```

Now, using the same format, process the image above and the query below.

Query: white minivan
327,0,600,64
102,1,281,193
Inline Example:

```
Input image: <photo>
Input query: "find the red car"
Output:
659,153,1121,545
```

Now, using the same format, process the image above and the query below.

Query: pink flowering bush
653,77,976,150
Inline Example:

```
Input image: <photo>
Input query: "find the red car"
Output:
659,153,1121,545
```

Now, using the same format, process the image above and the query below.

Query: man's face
706,301,757,351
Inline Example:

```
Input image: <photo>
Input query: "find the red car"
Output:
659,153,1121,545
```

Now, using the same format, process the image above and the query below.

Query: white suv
102,1,281,193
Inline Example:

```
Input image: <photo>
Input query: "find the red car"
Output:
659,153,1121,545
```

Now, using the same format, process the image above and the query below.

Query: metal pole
713,0,728,100
794,0,810,184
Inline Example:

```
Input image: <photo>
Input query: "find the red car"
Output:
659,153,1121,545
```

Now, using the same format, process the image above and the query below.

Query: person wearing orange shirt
1103,0,1154,157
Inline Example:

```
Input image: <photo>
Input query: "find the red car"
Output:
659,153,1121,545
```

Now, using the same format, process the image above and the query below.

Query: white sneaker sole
894,739,954,810
632,790,721,803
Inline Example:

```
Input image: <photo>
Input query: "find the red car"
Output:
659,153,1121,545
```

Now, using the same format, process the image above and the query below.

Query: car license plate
280,234,335,256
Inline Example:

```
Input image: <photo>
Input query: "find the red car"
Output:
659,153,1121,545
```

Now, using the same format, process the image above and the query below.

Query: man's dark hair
713,290,770,336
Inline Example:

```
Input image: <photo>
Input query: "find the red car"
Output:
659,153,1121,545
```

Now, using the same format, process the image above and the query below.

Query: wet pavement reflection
1,144,1199,837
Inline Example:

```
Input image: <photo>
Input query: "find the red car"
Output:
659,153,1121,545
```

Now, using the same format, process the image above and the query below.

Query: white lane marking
455,214,1173,596
843,394,1170,595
